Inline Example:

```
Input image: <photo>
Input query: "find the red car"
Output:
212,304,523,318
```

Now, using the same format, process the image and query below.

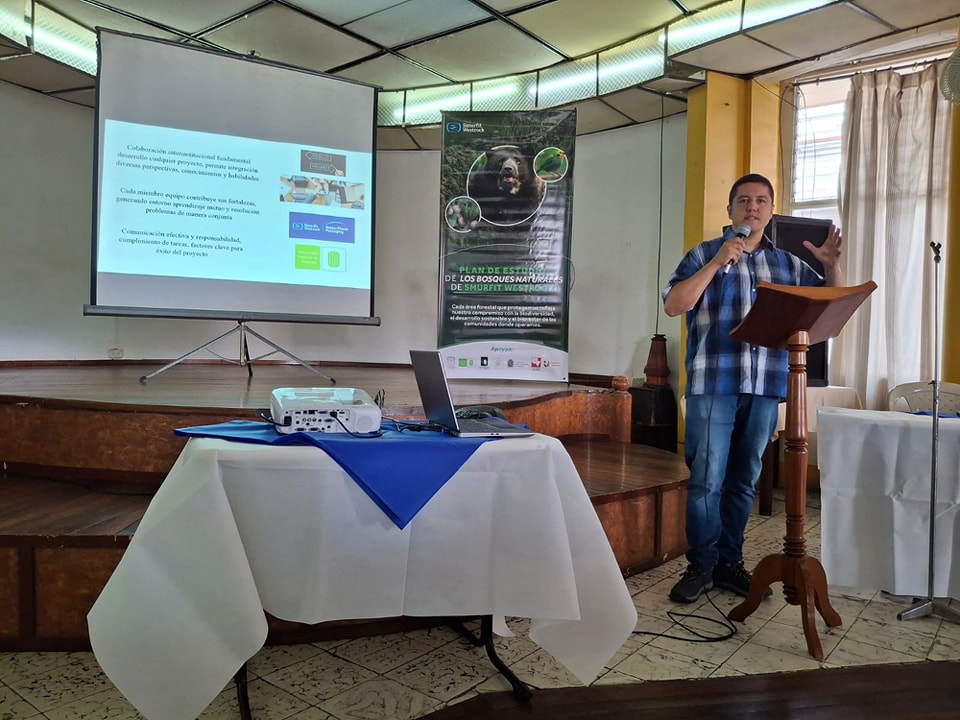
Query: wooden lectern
726,280,876,661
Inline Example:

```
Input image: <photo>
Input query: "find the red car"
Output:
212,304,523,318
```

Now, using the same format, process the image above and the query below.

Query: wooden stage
0,362,688,651
0,362,633,491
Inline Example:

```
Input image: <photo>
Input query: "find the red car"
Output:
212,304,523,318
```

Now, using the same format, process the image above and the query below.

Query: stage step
0,474,149,651
563,439,687,577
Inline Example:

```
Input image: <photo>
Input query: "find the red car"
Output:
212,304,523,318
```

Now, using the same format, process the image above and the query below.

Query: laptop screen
409,349,462,431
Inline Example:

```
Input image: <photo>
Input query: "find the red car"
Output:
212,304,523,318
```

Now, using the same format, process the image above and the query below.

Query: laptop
409,350,535,438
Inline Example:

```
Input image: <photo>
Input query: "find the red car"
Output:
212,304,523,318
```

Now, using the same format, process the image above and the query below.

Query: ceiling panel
400,21,564,82
603,87,687,123
0,52,92,91
566,97,635,134
679,0,724,8
335,53,448,90
42,0,254,36
38,0,179,41
376,126,422,150
203,4,379,72
344,0,491,47
674,34,798,75
406,124,443,150
51,85,96,107
285,0,410,26
759,15,960,82
0,35,25,53
481,0,545,11
511,0,679,58
643,76,701,93
748,4,892,60
853,0,960,29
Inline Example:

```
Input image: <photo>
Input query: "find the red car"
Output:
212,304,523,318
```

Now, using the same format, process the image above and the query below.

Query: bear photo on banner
438,110,575,381
467,144,546,226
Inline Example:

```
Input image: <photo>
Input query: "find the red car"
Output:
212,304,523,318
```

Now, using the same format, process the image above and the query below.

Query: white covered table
773,385,863,466
87,434,637,720
818,407,960,599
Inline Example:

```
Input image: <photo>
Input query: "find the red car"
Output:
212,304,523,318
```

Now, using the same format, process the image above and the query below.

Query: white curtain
833,65,952,410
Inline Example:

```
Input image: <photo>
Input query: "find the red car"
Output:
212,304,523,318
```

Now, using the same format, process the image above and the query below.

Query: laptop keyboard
457,418,530,434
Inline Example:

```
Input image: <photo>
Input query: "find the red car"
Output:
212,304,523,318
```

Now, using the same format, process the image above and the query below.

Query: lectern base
728,553,842,661
724,280,875,664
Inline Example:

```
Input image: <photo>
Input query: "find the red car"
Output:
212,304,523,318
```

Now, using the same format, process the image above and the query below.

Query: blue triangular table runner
174,420,492,529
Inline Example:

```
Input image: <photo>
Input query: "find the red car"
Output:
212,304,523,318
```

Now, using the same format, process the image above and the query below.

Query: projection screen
86,30,380,326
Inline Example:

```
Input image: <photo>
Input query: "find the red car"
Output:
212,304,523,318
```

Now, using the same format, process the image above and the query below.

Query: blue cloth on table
909,411,960,418
174,420,492,529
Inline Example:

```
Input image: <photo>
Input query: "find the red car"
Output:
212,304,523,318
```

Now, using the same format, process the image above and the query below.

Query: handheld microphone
723,223,753,274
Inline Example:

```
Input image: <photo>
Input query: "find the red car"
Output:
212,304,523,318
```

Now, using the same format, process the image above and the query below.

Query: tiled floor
2,490,959,720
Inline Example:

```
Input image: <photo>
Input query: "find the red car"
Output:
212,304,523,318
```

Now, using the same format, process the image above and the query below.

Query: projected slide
88,30,378,323
100,120,371,289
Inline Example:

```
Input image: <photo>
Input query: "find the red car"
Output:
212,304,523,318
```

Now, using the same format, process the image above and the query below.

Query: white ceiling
1,0,958,149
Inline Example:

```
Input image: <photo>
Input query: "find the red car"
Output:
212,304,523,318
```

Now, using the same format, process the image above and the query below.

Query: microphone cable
633,588,737,643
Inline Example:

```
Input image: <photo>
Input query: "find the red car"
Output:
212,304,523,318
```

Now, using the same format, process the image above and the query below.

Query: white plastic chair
887,381,960,414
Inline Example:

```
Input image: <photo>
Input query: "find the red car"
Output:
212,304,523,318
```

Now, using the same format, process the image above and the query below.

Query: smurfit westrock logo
445,121,485,134
289,212,355,244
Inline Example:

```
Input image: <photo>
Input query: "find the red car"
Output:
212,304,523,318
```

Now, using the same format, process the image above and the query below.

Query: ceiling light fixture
394,82,520,124
32,26,97,65
3,2,98,75
0,2,28,46
535,55,665,96
0,0,845,126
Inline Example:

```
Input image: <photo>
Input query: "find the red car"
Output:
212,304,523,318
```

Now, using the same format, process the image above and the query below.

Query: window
789,80,847,226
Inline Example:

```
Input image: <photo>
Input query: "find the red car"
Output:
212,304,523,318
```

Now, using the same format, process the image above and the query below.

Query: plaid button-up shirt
662,232,824,400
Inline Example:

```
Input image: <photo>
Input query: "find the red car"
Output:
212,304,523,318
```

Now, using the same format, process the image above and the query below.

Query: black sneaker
713,562,773,598
669,565,713,603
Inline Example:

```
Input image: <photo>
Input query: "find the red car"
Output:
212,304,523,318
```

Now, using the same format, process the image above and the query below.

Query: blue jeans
683,394,780,572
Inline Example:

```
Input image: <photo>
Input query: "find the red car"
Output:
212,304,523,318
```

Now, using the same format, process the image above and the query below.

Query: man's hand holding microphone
721,223,752,274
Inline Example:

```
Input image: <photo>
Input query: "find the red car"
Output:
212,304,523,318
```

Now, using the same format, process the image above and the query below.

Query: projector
269,387,381,434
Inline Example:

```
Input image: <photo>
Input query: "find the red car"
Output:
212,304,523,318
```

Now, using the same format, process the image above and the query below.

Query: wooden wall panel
0,403,244,489
34,547,125,639
659,485,688,561
594,494,657,574
0,548,18,638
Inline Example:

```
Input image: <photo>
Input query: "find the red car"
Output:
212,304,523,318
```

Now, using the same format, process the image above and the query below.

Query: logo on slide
294,245,321,270
289,212,355,243
322,248,345,272
323,221,350,236
294,245,345,272
300,150,346,176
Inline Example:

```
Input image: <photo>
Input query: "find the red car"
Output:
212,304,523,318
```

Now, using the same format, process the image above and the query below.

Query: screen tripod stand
139,321,335,384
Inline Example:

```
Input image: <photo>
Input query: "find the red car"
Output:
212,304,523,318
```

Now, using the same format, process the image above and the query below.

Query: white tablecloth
87,435,637,720
818,407,960,599
774,386,862,465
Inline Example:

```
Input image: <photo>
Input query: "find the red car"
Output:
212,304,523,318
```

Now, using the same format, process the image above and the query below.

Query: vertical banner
438,109,576,380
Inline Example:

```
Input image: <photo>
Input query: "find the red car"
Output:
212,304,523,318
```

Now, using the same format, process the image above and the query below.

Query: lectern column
727,330,842,661
782,330,812,573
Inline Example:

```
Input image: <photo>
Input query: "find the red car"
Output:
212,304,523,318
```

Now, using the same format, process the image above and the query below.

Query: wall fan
942,45,960,104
